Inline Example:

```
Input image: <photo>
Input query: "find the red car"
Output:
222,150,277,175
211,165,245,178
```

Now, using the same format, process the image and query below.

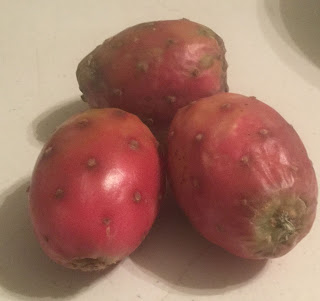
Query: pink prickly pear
168,93,317,259
29,108,163,271
76,18,228,129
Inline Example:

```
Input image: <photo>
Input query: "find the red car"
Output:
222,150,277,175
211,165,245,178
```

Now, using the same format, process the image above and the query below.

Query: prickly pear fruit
29,108,163,271
168,93,317,259
76,18,228,128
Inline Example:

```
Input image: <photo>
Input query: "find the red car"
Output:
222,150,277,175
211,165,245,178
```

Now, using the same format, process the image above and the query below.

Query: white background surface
1,0,320,300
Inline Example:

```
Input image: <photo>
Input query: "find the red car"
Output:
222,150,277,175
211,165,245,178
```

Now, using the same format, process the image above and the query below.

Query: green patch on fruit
76,53,99,88
198,26,217,39
253,196,307,257
145,48,164,59
110,39,124,49
198,54,216,69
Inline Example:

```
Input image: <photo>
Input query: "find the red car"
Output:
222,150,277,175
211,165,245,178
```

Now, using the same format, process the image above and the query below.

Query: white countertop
1,0,319,300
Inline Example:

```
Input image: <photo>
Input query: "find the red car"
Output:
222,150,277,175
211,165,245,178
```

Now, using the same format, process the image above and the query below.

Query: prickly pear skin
29,108,163,271
76,18,228,128
168,93,318,259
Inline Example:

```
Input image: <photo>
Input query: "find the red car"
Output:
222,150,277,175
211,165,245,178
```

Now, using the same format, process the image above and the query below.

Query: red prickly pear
76,18,228,129
168,93,317,259
29,108,163,271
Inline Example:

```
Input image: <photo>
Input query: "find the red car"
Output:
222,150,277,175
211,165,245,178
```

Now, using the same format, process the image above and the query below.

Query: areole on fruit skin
29,108,163,271
168,93,318,259
76,18,228,129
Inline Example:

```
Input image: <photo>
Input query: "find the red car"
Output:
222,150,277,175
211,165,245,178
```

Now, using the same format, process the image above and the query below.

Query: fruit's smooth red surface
29,108,162,270
168,93,318,259
76,19,228,128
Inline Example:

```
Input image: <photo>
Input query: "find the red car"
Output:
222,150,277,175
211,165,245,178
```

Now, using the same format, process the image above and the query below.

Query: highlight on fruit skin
28,108,163,271
76,18,228,128
168,92,318,259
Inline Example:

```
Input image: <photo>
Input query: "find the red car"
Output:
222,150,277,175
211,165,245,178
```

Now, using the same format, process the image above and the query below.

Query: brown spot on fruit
112,88,123,97
129,139,139,150
164,95,176,104
87,158,97,168
166,39,175,47
77,119,89,128
26,185,30,193
43,235,49,242
195,133,203,141
103,218,111,225
55,188,64,199
191,69,200,77
137,61,149,73
134,191,142,203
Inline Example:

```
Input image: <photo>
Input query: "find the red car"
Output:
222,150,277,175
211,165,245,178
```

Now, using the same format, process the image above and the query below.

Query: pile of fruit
28,19,317,271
